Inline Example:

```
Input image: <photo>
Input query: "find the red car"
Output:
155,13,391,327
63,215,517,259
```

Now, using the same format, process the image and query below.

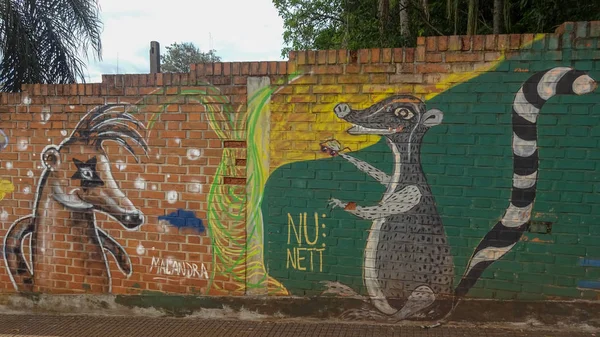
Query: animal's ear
422,108,444,127
41,147,60,171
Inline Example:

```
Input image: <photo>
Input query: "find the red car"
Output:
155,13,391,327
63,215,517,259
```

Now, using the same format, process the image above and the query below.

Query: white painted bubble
167,191,178,204
115,160,126,171
23,186,31,194
175,138,181,145
69,105,75,110
187,148,201,161
0,130,8,151
188,182,202,193
27,170,33,178
155,154,160,159
60,130,67,136
151,184,157,191
40,107,51,124
0,209,8,221
5,162,12,169
22,97,31,105
17,138,28,151
136,244,145,255
134,176,146,190
166,174,171,179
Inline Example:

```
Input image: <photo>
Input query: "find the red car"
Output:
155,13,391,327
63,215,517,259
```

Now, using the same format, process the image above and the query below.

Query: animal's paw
320,281,366,300
339,308,388,321
328,198,346,210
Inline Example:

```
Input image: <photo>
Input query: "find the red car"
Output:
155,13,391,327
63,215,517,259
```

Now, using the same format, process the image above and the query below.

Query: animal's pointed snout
334,103,352,118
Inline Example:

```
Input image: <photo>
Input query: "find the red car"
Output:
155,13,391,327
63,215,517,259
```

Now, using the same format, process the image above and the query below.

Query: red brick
405,48,415,63
297,51,307,65
485,35,497,50
358,49,369,63
445,53,483,62
438,36,449,51
461,36,472,51
425,53,442,63
317,50,327,64
426,37,437,51
393,48,404,62
416,46,426,62
307,50,316,64
448,36,461,51
416,63,450,73
473,36,485,51
370,49,381,63
327,50,337,64
509,34,521,49
382,48,392,62
363,65,396,73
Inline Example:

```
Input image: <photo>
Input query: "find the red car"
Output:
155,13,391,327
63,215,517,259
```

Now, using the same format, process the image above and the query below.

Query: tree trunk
493,0,503,34
466,0,478,35
422,0,430,20
399,0,410,40
378,0,390,45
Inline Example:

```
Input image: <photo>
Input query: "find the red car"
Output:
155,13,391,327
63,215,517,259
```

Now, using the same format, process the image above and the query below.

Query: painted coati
327,67,597,321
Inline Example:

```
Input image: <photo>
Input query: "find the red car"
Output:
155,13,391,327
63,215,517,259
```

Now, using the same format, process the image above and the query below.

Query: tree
273,0,600,57
399,0,410,40
160,42,221,73
493,0,503,34
466,0,478,35
0,0,103,92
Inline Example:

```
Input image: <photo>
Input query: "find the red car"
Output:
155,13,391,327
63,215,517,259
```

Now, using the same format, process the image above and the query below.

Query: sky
85,0,286,82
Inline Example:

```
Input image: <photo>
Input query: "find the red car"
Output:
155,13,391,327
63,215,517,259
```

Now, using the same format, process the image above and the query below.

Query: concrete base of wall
0,294,598,327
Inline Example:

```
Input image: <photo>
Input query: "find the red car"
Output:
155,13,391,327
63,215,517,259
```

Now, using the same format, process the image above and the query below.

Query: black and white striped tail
454,67,597,297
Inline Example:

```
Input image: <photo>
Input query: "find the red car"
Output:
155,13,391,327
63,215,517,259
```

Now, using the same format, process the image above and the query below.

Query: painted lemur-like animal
3,104,148,293
328,67,597,321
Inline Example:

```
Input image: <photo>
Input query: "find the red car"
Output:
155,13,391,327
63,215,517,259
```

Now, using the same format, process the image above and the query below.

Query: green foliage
160,42,221,73
0,0,103,92
273,0,600,57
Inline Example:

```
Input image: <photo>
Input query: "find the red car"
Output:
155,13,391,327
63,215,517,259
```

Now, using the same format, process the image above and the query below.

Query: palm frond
0,0,102,92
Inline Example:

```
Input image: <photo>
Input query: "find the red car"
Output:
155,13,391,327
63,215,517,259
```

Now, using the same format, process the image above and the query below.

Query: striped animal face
333,95,443,137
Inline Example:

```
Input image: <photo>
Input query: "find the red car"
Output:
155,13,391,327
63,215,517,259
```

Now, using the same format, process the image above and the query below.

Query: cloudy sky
85,0,285,82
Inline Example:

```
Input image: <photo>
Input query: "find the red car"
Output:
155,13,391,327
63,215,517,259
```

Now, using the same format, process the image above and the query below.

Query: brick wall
0,21,599,320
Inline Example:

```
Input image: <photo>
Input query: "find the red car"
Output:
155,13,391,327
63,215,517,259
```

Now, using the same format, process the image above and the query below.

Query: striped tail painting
455,67,598,297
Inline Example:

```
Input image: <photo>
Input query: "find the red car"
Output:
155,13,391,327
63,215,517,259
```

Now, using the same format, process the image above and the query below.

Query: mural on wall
261,64,598,320
323,68,597,320
327,95,453,320
3,104,149,293
0,31,597,312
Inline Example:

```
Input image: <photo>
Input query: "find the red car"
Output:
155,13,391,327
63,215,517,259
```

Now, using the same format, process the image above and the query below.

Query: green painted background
263,36,600,300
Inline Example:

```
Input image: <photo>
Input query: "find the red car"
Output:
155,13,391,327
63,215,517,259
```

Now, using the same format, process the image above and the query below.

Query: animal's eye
80,168,93,180
394,108,414,120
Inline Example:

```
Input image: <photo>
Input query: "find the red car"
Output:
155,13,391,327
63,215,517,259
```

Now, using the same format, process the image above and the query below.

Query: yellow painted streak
267,34,546,172
0,180,14,200
269,93,391,172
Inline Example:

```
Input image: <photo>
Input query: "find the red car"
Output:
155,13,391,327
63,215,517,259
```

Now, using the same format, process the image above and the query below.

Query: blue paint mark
158,209,205,233
579,258,600,267
578,280,600,290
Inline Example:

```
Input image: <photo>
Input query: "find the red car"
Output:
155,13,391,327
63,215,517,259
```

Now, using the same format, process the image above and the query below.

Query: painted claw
328,198,345,210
